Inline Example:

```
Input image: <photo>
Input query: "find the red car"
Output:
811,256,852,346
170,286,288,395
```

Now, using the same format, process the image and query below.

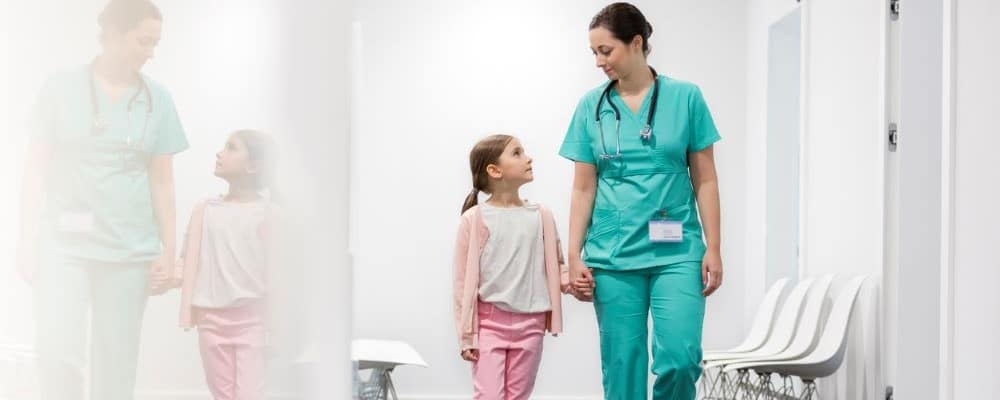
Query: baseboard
133,391,601,400
397,396,602,400
135,392,298,400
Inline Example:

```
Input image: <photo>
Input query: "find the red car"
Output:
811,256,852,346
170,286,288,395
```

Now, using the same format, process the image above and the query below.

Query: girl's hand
569,258,595,299
702,249,723,296
461,349,479,362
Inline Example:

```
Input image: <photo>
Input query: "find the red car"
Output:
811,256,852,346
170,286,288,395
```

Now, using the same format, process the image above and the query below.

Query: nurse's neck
485,187,525,208
616,63,655,95
93,54,137,86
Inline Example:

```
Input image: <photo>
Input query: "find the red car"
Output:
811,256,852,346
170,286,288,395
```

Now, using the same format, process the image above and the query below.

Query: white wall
351,0,747,398
3,1,353,398
952,0,1000,398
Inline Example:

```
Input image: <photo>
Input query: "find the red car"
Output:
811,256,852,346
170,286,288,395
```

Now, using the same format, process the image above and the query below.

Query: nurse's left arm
149,155,178,290
689,145,722,296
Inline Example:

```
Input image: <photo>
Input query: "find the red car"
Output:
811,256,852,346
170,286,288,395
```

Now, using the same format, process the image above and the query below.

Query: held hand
461,349,479,362
569,259,596,299
570,285,594,302
147,254,174,296
702,249,723,297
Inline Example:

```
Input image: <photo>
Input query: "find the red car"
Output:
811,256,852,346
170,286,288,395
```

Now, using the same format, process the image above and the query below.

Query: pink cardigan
453,203,568,351
175,200,208,329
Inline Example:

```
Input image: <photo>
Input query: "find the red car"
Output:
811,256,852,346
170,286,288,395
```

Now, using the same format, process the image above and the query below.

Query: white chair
703,277,818,363
705,277,791,356
699,278,789,397
701,277,817,399
721,274,836,398
352,339,428,400
708,274,834,399
724,275,869,400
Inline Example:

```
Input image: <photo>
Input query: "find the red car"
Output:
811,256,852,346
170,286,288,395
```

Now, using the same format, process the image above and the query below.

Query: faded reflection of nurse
15,1,188,399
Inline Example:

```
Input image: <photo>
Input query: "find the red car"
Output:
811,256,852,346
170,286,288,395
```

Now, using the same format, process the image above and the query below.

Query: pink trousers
195,303,266,400
473,301,547,400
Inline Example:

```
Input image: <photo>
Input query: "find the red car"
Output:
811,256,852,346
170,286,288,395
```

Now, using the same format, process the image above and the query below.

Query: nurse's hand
569,259,595,299
702,250,723,296
148,255,174,296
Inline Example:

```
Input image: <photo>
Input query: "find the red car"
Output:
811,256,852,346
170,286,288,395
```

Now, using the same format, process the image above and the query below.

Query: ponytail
462,134,514,215
461,188,479,214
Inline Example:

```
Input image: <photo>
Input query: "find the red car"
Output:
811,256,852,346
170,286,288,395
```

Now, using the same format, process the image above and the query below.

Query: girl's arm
149,155,178,289
568,162,598,298
689,145,722,296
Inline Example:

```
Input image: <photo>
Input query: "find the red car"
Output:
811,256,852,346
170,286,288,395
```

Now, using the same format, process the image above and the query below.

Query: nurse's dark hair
232,130,281,203
590,2,654,56
98,0,162,33
462,134,515,214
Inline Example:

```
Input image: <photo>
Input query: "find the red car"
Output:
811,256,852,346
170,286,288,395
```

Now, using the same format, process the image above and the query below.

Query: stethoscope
88,62,153,169
89,62,152,138
596,66,660,160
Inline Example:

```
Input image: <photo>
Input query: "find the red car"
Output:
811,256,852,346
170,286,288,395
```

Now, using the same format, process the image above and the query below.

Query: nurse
560,3,723,399
15,1,188,399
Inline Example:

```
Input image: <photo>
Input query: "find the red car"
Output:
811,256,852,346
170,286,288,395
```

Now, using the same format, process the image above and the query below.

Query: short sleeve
150,90,189,155
687,86,721,153
558,97,597,164
27,77,60,141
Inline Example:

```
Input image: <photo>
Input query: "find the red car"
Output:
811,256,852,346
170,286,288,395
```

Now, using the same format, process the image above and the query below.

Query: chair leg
719,368,739,400
700,367,715,399
737,370,756,400
707,368,729,400
755,372,776,400
778,375,796,400
798,380,818,400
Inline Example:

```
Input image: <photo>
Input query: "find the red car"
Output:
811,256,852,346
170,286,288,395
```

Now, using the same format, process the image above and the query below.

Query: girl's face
589,26,643,81
102,17,162,73
215,134,255,179
487,138,534,186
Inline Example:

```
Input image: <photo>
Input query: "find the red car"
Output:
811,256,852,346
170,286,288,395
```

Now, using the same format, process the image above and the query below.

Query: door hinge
890,0,900,20
888,122,898,152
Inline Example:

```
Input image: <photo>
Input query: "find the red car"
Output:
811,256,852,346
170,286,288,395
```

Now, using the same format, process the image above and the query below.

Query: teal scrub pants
33,254,150,400
593,261,705,400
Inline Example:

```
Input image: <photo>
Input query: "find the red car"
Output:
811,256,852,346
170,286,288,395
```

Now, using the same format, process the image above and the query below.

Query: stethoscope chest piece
92,115,107,135
640,125,652,141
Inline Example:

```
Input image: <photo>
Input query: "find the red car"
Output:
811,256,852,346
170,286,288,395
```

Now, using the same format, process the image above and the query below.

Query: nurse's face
215,134,254,179
589,27,644,81
102,18,162,73
489,139,534,185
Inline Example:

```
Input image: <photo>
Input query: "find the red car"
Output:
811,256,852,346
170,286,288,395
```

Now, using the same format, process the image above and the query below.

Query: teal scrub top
559,75,720,271
29,66,189,263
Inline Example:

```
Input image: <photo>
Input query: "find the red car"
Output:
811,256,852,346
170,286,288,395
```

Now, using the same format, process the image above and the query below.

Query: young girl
452,134,582,400
173,130,280,400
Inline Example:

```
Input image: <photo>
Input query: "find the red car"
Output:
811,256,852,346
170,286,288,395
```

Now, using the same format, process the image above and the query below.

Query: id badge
57,212,95,233
649,209,683,243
